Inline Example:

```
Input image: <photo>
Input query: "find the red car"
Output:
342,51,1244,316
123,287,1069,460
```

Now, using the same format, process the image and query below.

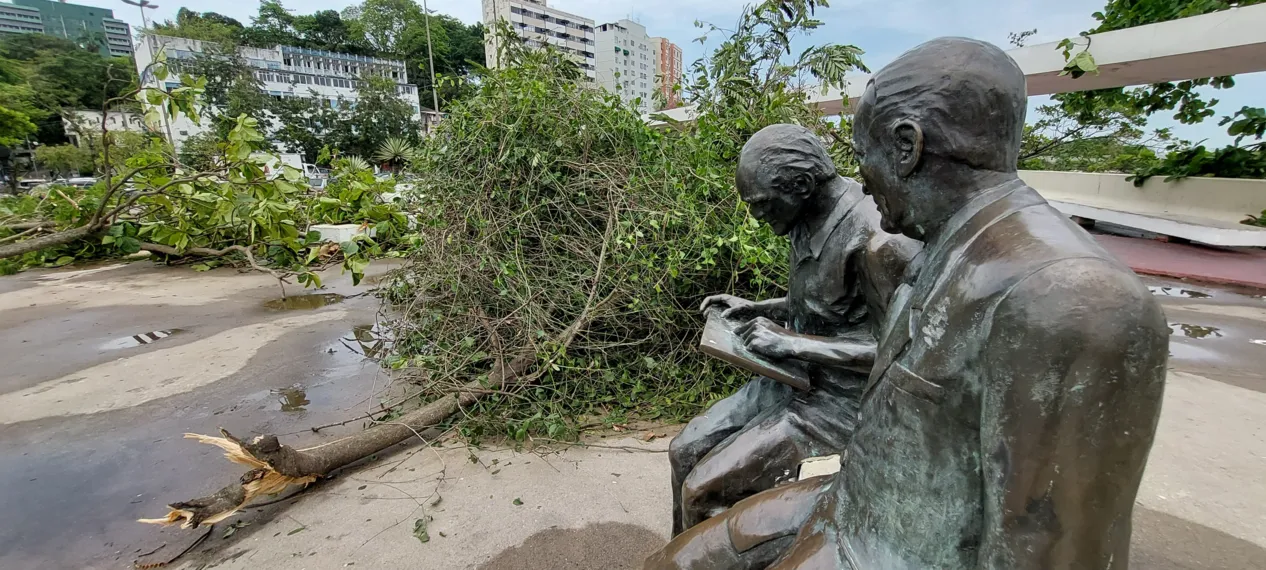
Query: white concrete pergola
648,4,1266,246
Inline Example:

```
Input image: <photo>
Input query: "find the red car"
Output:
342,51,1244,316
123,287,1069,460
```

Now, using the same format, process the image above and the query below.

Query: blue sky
83,0,1262,146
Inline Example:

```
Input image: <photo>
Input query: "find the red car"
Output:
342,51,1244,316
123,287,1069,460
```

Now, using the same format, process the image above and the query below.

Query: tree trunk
139,355,535,529
0,224,99,260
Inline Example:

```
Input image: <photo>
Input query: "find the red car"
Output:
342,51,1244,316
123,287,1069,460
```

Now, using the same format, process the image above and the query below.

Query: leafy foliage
34,144,92,177
0,104,36,146
1053,0,1266,189
0,34,138,145
154,0,486,110
384,1,867,440
0,52,408,288
373,136,419,169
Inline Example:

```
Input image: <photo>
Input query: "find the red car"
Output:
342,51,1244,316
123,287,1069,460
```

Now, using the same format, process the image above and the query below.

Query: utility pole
422,0,440,113
121,0,174,146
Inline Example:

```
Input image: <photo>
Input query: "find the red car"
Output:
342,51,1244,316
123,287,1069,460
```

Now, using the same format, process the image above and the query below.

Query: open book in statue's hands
699,309,811,391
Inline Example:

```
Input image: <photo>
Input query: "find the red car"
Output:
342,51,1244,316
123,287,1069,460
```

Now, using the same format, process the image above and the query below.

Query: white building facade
481,0,596,80
594,20,656,113
134,34,421,149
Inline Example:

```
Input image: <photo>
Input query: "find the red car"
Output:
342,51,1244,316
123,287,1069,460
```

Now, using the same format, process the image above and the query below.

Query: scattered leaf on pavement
412,517,431,543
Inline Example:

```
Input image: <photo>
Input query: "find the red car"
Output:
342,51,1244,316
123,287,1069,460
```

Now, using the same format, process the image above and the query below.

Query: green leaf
53,256,75,267
512,498,523,506
340,240,359,256
116,236,142,254
191,263,212,272
412,518,431,543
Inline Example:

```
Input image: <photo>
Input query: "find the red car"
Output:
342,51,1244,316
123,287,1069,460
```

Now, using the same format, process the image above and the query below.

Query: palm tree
372,137,419,172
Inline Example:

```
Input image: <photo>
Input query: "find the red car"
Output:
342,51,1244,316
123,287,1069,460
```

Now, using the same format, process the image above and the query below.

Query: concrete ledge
1021,170,1266,247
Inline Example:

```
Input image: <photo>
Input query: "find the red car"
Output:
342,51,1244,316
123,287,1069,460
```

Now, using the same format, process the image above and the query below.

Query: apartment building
481,0,597,80
0,0,132,57
594,20,657,113
135,34,421,149
651,37,683,109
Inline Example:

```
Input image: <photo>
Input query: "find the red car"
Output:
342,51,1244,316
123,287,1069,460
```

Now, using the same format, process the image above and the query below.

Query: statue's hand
699,294,754,317
737,317,797,360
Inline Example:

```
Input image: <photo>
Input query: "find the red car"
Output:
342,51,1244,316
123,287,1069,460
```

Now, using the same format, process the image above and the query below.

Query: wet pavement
1,263,1264,569
0,261,401,570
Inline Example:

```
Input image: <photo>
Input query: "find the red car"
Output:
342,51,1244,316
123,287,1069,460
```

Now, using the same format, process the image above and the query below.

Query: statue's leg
680,410,815,530
645,475,832,570
671,377,791,535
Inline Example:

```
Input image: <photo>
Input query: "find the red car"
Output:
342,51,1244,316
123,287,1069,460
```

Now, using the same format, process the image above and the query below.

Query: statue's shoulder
996,253,1165,339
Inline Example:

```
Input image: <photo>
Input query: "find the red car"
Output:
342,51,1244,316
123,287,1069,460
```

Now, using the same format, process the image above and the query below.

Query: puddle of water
337,323,394,359
1169,323,1223,339
263,293,345,310
1149,286,1212,299
273,384,310,412
98,329,186,350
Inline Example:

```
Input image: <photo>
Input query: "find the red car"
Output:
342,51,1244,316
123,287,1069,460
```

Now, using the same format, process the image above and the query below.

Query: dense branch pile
382,4,864,440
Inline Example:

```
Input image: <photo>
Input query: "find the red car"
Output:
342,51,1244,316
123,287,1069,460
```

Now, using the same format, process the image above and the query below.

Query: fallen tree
138,0,867,532
0,55,406,286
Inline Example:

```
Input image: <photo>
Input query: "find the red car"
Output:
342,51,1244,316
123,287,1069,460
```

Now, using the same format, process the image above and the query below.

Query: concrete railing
1020,170,1266,247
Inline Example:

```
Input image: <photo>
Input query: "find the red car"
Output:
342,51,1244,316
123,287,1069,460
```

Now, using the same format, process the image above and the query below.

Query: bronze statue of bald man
647,36,1168,570
671,124,919,536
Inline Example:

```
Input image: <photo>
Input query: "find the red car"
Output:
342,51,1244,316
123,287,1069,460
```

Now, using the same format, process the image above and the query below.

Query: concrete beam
1012,3,1266,96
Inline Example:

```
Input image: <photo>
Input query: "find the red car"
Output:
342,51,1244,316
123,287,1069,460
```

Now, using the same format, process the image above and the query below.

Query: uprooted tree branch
137,0,868,531
0,50,410,285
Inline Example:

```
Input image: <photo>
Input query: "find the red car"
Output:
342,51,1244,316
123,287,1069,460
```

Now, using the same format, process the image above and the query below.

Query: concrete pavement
0,260,402,570
1,261,1265,569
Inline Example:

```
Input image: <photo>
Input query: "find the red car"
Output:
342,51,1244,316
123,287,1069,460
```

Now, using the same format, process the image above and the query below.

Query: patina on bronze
669,124,918,536
647,36,1169,570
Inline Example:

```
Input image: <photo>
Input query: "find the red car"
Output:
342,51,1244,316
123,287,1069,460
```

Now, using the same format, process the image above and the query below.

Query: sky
80,0,1263,146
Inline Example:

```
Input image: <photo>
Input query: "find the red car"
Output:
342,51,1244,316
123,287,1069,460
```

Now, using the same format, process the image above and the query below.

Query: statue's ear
793,171,815,197
893,120,924,178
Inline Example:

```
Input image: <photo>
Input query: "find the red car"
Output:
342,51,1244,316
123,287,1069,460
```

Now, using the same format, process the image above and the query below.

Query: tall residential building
481,0,596,80
594,20,655,113
651,37,683,109
135,34,421,149
0,0,133,57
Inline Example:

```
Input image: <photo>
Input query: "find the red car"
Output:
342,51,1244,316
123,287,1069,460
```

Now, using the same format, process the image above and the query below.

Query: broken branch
139,354,534,529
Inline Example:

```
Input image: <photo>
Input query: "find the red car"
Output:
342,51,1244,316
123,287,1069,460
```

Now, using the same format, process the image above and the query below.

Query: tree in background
177,47,278,139
327,76,422,159
151,1,486,112
34,144,92,178
0,34,137,145
1054,0,1266,182
0,105,36,147
152,8,246,44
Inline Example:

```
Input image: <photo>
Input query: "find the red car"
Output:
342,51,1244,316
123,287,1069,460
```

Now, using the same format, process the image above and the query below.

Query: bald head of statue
736,124,839,236
852,37,1027,240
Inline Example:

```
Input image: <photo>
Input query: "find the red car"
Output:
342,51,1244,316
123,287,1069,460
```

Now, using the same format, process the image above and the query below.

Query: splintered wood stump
140,356,532,528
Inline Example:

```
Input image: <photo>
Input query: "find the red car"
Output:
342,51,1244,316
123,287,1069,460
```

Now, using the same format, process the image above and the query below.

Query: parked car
61,177,98,188
17,178,47,192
